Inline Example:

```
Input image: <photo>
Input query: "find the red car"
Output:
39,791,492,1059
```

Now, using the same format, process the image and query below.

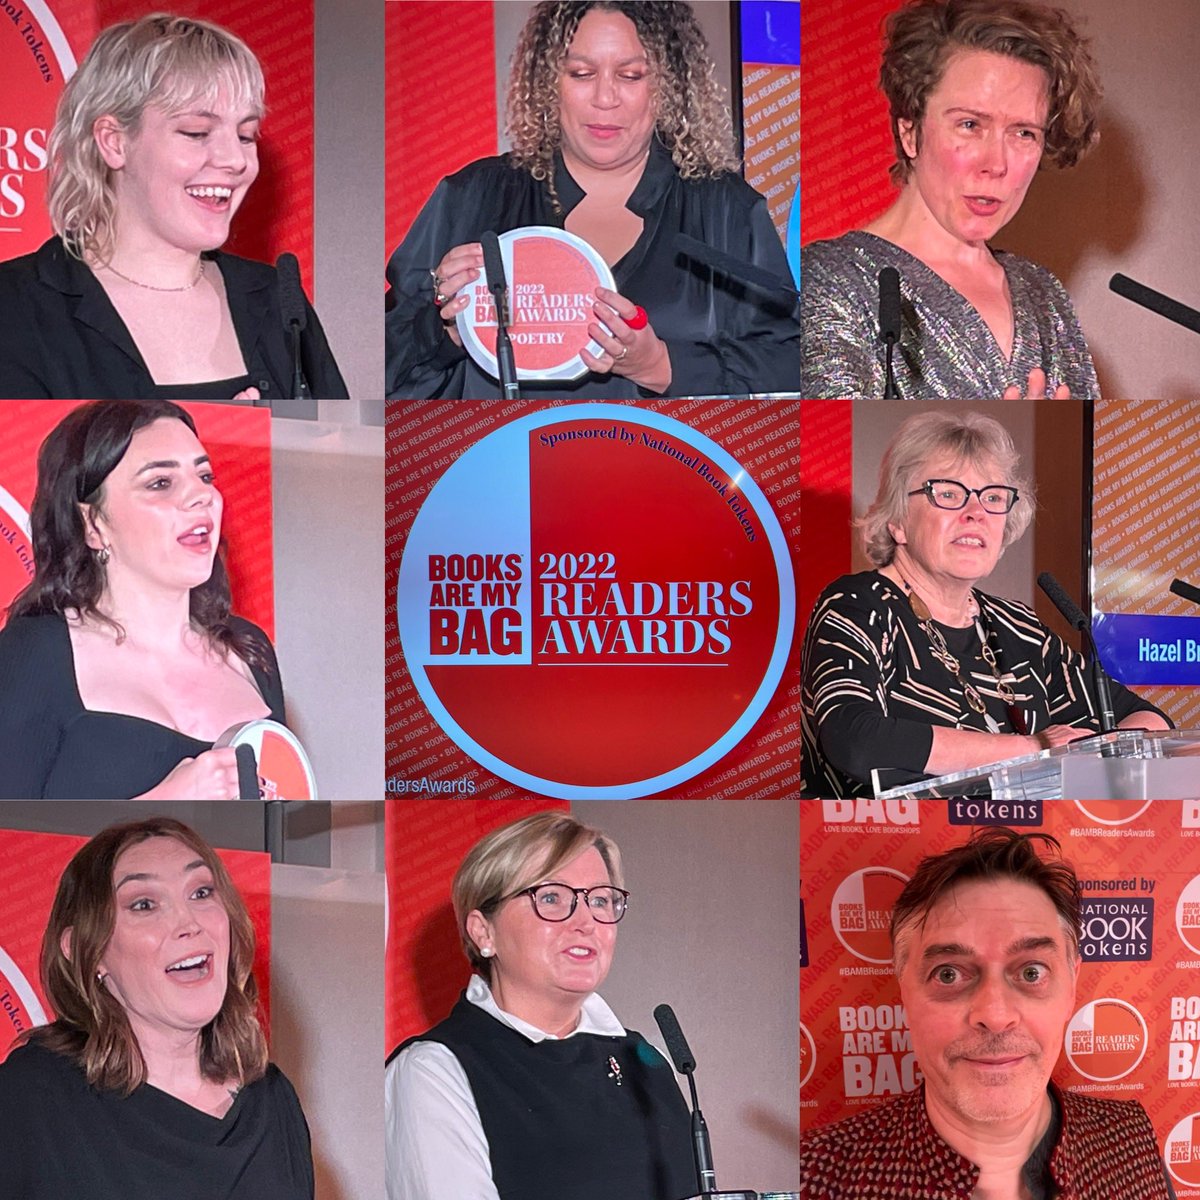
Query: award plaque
457,226,616,382
216,719,319,800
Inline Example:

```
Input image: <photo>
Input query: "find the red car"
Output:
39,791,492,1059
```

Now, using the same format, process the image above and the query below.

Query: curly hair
857,408,1035,567
506,1,739,211
453,811,623,984
880,0,1102,185
23,817,267,1095
48,13,264,260
7,400,270,674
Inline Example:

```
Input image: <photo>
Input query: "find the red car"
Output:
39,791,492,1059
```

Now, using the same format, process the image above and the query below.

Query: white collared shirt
384,976,626,1200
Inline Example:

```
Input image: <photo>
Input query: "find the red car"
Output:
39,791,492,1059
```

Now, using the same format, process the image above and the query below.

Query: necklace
102,258,206,292
899,578,1022,734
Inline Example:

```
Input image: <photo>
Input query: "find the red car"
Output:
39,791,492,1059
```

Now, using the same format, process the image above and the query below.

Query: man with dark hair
801,827,1174,1199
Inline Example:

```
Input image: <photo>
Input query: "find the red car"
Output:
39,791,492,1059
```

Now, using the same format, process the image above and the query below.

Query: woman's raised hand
1003,368,1070,399
582,286,672,394
431,243,485,347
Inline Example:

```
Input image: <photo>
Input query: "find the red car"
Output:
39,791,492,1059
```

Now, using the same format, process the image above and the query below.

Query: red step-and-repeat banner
0,401,274,635
1,0,316,290
0,827,272,1060
801,800,1200,1195
385,798,566,1056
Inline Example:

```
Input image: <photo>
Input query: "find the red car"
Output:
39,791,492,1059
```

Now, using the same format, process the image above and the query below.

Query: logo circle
830,867,909,964
800,1020,816,1089
1064,998,1148,1082
1175,875,1200,957
1073,800,1153,826
0,484,35,619
396,405,796,799
0,945,48,1055
1166,1114,1200,1186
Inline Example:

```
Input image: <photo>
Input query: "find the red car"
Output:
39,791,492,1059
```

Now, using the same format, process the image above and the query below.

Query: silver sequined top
801,231,1099,399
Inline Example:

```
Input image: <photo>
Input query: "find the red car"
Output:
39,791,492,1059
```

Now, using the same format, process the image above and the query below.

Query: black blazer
0,238,348,400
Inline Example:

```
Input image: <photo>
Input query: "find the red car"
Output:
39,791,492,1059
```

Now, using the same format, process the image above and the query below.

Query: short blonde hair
858,409,1035,567
452,812,623,982
48,13,264,259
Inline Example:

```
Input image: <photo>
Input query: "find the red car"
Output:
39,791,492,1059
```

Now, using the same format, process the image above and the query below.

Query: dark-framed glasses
508,883,630,923
908,479,1019,515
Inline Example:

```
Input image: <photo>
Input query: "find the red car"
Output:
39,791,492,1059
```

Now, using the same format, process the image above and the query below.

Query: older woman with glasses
801,409,1170,798
384,812,695,1200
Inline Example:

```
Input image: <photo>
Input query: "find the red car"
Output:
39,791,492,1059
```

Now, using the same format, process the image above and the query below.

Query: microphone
673,234,799,306
1170,578,1200,607
234,743,260,800
276,253,312,402
481,231,520,399
878,267,902,399
1037,572,1117,738
1109,274,1200,336
654,1004,715,1194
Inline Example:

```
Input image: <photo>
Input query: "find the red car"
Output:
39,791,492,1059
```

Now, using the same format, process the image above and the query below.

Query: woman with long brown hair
0,817,312,1198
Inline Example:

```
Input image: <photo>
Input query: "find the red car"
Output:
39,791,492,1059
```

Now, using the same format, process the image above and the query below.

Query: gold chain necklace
902,582,1018,730
102,258,206,292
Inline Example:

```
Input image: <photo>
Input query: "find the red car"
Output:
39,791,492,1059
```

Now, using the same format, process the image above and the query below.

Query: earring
480,947,494,958
96,971,107,983
96,546,111,566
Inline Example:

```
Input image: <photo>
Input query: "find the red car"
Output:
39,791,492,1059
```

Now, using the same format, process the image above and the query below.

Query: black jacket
0,238,348,400
385,142,800,399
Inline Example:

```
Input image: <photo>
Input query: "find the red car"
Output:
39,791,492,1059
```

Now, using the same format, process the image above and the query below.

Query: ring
616,345,629,361
626,305,649,331
434,292,448,307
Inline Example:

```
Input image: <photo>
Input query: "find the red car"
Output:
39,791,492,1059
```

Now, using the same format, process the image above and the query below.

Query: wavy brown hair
506,1,739,211
880,0,1102,185
7,400,269,674
23,817,267,1094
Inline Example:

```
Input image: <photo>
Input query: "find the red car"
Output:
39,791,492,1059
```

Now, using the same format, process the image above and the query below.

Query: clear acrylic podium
873,729,1200,801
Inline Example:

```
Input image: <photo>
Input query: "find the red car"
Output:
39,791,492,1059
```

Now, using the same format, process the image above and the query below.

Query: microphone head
653,1003,697,1074
234,743,260,800
275,252,307,331
1036,571,1088,631
481,230,508,294
1170,578,1200,607
878,267,902,342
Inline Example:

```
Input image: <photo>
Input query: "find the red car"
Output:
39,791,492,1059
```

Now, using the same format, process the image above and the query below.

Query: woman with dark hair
385,811,694,1200
0,13,346,400
0,400,283,799
802,0,1103,399
385,0,798,399
0,817,313,1198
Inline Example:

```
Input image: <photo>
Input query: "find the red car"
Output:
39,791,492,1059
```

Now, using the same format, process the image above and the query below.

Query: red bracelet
626,305,649,331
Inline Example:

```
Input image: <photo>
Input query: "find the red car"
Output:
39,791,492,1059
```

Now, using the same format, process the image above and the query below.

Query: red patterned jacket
801,1082,1172,1199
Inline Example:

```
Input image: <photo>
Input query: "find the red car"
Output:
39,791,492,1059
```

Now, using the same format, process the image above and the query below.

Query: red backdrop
0,401,274,638
385,798,567,1055
0,827,272,1059
801,800,1200,1195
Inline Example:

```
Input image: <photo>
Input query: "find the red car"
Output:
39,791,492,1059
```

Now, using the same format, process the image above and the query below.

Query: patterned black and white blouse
801,571,1167,798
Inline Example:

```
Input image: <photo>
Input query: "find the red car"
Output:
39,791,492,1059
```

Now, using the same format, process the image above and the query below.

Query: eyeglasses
908,479,1019,514
503,883,630,924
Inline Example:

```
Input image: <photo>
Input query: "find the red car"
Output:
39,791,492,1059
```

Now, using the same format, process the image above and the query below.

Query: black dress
0,612,285,800
0,1042,313,1200
385,141,799,399
0,239,349,400
802,571,1171,798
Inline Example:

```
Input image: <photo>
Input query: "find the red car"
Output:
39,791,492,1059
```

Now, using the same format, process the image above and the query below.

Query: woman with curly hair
0,13,346,401
802,0,1104,400
385,0,798,399
0,817,313,1198
0,401,285,799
